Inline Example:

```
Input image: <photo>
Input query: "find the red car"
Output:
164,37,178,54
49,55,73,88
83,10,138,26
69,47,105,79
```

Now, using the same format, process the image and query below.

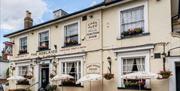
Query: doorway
40,64,49,89
176,63,180,91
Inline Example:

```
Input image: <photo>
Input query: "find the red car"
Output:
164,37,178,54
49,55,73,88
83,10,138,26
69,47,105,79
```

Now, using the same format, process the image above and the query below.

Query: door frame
39,64,49,88
168,56,180,91
38,59,51,88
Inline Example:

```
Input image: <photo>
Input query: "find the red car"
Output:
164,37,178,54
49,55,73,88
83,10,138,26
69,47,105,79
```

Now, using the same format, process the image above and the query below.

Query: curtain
123,59,134,74
136,58,145,71
67,62,74,75
121,6,144,32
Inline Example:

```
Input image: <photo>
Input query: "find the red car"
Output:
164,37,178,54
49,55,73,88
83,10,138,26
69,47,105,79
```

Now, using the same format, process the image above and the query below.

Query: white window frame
18,65,29,76
63,20,81,46
38,29,50,50
19,37,27,51
118,1,148,39
58,55,84,83
117,51,150,87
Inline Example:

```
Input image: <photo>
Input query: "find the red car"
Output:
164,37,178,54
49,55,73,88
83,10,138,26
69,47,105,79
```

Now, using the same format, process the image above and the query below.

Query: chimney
24,10,33,29
53,9,68,19
105,0,113,3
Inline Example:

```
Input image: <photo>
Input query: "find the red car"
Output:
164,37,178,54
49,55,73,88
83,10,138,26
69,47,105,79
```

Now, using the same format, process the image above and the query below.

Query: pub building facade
3,0,180,91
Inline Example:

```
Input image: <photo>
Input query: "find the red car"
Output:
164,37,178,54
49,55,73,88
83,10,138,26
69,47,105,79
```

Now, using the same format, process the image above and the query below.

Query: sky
0,0,103,55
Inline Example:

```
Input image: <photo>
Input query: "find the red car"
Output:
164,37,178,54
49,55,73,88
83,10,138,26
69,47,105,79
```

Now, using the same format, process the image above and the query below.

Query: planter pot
159,71,172,79
103,73,114,80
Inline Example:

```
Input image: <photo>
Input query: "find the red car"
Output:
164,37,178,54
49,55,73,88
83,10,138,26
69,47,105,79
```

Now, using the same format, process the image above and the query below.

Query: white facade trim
117,50,150,87
168,57,180,91
117,0,148,39
114,44,154,53
62,20,81,46
37,29,51,50
56,53,86,59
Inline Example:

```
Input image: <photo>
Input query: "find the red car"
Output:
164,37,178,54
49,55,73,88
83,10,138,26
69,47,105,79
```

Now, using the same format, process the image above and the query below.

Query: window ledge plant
124,79,145,89
19,49,27,54
121,28,143,37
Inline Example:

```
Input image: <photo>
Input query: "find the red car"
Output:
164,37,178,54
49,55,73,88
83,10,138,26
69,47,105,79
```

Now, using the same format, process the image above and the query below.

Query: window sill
117,33,150,40
36,49,51,52
118,87,151,90
59,85,84,88
62,44,81,48
18,52,29,55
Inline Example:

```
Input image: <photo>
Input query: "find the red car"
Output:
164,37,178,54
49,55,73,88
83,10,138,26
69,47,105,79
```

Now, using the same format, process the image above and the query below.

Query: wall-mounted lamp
107,56,112,74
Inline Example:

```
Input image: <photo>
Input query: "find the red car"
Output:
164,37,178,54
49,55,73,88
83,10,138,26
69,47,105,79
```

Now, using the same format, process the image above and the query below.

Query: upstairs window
19,37,27,54
64,23,79,47
39,31,49,51
121,6,144,37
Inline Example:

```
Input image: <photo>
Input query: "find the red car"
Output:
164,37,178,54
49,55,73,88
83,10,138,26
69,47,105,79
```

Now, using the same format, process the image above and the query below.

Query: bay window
19,37,27,54
61,61,81,86
39,31,49,51
121,6,145,37
64,23,79,46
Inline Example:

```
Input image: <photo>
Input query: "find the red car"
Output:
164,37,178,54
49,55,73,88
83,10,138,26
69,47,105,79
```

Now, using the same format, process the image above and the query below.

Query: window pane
121,6,144,32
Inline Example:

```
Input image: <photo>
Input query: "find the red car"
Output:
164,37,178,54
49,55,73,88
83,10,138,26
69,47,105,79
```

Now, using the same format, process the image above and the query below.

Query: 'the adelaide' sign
86,20,100,40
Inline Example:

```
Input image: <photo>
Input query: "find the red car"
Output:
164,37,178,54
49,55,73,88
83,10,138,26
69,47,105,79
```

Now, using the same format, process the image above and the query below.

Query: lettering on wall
31,50,57,56
86,63,100,74
86,20,100,40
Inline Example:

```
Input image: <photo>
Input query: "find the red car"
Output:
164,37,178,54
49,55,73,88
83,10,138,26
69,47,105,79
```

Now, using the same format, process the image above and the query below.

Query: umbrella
7,76,25,81
76,74,102,91
76,74,102,84
51,74,74,91
121,72,159,79
121,72,159,91
51,74,74,81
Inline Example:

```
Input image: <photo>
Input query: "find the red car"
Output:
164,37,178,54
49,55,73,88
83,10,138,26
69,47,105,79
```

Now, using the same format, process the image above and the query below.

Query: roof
4,0,124,37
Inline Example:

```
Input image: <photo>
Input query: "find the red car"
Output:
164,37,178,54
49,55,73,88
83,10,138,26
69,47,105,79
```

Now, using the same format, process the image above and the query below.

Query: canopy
7,76,25,81
76,74,102,84
51,74,74,81
121,72,159,79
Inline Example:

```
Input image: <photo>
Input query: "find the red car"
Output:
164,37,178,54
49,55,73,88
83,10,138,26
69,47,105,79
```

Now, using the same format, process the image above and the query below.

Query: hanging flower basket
103,73,114,80
24,75,33,79
50,73,55,79
158,70,172,79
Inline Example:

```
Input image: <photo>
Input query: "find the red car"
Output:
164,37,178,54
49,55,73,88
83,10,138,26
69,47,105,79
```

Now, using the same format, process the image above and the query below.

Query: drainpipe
101,9,104,91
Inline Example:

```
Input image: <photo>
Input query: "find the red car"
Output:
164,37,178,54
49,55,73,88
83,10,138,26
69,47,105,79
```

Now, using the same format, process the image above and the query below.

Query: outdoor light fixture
107,56,112,74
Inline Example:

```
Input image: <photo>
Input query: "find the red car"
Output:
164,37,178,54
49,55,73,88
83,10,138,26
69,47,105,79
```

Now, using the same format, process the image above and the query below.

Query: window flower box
124,79,145,89
121,28,143,37
19,49,27,54
16,79,30,85
38,45,49,51
62,79,76,86
65,40,78,46
158,70,172,79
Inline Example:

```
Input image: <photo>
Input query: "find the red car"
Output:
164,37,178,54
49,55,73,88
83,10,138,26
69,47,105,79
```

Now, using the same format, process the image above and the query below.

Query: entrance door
176,63,180,91
40,64,49,89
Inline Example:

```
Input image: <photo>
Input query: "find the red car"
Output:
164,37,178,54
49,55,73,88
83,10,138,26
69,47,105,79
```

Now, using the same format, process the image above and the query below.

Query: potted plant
19,49,27,54
124,79,145,89
62,79,75,86
50,73,55,79
16,79,30,85
24,75,33,79
159,70,172,79
46,84,57,91
103,73,114,80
